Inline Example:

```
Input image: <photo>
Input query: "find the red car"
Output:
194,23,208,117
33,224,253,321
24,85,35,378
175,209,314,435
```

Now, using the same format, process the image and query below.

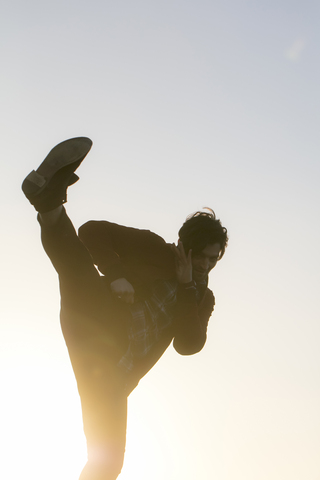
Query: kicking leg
22,138,129,480
39,205,63,226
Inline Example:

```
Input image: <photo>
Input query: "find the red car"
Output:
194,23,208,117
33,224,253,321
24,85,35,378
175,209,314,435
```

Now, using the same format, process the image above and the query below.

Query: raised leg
22,138,130,480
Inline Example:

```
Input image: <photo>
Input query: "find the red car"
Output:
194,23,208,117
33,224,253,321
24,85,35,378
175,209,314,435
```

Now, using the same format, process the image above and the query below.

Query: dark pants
40,209,131,480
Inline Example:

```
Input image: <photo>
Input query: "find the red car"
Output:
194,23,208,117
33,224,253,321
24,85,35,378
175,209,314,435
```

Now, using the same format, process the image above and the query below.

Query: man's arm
79,220,136,302
78,220,174,303
173,284,214,355
79,220,127,281
170,241,214,355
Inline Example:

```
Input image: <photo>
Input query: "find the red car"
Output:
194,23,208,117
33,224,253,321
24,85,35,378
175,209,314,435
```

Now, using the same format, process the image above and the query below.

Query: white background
1,1,320,479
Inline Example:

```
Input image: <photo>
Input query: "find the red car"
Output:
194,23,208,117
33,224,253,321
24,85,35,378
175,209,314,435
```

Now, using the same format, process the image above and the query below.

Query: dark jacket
78,220,215,392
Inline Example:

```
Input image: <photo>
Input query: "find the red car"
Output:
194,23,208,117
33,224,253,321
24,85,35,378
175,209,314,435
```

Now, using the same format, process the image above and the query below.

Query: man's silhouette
22,137,228,480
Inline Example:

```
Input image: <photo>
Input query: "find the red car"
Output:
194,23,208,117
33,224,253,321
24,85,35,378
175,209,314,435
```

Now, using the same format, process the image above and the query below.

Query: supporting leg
78,371,128,480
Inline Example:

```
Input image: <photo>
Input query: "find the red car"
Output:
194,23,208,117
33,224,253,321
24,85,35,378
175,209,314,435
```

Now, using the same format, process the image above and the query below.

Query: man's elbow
173,334,206,356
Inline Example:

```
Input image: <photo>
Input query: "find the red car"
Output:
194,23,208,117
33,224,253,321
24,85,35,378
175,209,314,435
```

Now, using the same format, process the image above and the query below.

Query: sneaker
22,137,92,212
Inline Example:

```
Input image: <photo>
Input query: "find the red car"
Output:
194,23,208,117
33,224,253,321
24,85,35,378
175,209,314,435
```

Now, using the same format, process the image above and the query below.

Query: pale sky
1,1,320,479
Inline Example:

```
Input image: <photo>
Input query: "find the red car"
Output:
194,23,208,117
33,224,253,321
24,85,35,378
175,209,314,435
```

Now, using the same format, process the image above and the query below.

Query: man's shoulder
79,220,173,264
79,219,165,242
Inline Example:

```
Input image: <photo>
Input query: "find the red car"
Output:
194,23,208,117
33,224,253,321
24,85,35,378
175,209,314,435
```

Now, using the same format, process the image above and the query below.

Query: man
22,137,228,480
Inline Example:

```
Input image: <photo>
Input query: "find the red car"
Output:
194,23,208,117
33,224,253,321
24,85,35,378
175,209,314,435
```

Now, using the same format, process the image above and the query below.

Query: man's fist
110,277,135,304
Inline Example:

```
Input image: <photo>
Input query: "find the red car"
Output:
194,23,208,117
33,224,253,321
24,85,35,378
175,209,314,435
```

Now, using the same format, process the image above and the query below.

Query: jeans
40,208,130,480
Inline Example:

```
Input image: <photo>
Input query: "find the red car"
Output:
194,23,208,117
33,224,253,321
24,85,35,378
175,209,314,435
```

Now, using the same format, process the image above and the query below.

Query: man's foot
22,137,92,213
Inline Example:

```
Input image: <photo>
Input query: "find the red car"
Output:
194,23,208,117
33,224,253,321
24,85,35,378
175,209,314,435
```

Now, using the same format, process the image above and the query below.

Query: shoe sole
22,137,92,198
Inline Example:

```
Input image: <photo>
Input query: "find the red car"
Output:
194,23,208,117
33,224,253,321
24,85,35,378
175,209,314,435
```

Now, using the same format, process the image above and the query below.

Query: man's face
192,243,221,282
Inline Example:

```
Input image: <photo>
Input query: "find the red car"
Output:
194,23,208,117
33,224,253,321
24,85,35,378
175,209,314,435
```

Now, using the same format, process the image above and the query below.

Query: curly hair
178,208,228,260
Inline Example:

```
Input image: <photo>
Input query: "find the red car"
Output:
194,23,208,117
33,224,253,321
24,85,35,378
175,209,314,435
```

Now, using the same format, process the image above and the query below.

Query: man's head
178,208,228,282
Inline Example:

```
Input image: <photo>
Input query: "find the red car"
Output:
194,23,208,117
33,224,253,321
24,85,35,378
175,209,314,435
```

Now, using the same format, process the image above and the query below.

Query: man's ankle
39,205,63,226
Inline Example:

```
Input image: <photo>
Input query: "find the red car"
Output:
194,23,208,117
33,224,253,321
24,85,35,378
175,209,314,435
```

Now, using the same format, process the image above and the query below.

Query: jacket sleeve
78,220,174,285
78,220,127,283
172,283,215,355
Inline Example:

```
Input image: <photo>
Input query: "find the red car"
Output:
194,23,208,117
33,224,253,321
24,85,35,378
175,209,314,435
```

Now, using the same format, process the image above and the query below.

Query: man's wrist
179,280,196,289
177,274,193,284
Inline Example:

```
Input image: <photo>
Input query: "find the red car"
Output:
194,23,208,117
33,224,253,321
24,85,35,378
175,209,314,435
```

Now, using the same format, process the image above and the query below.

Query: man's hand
171,240,193,284
110,277,135,304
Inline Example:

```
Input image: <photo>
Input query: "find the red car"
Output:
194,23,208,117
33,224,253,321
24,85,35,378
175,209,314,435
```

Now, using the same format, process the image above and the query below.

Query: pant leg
77,365,128,480
39,208,129,479
40,207,115,323
39,207,130,355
